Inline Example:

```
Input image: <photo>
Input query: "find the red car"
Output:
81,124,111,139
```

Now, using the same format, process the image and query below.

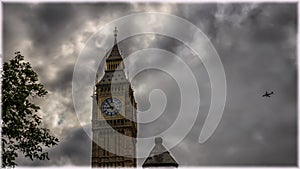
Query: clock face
101,98,122,116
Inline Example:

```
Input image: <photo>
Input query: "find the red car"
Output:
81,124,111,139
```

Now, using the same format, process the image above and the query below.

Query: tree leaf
2,52,59,167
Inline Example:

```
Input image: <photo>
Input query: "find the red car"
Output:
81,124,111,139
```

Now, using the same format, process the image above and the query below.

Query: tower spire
104,26,124,71
114,26,118,44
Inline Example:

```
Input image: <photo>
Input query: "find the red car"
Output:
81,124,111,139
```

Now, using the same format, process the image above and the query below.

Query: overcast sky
3,2,297,167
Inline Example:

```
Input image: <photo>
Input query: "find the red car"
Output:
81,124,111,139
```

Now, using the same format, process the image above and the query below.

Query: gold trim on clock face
101,98,122,116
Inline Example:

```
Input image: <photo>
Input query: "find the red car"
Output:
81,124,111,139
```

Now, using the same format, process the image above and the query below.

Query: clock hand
106,100,114,109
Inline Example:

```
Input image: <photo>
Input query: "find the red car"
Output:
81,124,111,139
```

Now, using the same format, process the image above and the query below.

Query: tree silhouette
2,52,59,167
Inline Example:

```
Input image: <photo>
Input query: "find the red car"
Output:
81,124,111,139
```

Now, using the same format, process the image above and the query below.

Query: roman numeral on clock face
101,98,122,116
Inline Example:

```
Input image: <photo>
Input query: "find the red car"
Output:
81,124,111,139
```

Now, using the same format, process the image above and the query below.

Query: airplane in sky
262,91,274,97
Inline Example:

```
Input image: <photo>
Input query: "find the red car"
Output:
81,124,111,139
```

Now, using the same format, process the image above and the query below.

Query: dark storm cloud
16,126,91,166
168,3,297,166
3,2,297,167
46,64,74,91
28,4,75,48
244,5,296,43
175,4,219,39
134,69,181,138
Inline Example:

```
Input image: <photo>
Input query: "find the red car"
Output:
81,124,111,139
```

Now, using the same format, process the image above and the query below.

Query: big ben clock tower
91,27,137,168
